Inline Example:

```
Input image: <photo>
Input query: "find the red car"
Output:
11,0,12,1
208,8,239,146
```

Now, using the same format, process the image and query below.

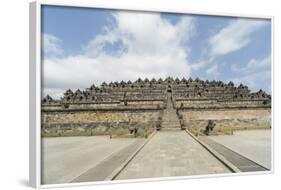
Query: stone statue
204,120,216,136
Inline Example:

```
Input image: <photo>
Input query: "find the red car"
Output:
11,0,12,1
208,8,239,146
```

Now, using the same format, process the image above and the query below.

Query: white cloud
206,64,219,78
231,55,271,73
190,56,215,71
246,56,271,69
190,18,268,73
230,55,271,93
42,88,66,100
209,19,267,56
231,70,271,93
43,12,195,98
42,33,63,56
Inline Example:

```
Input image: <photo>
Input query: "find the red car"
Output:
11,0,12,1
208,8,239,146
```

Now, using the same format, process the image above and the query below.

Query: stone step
162,116,178,118
163,114,177,116
161,120,180,123
162,124,180,127
163,112,177,115
163,114,177,117
163,113,177,115
162,127,181,129
160,93,182,131
162,119,179,121
161,127,182,131
161,121,180,125
162,122,181,125
162,124,181,128
164,109,176,112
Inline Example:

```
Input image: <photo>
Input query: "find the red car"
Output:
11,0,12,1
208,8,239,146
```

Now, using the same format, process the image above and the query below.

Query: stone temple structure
42,77,271,136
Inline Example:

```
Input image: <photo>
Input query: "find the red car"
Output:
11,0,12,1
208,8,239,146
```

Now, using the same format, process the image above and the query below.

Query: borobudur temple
42,77,271,137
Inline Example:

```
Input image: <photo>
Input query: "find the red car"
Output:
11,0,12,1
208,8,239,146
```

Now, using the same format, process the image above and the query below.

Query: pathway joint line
106,130,157,180
185,129,241,173
207,137,270,170
199,136,269,171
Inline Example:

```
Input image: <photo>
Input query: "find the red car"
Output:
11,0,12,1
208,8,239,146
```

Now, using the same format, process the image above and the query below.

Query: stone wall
42,77,271,136
175,99,267,108
43,111,161,123
42,100,165,111
42,110,162,136
178,108,271,131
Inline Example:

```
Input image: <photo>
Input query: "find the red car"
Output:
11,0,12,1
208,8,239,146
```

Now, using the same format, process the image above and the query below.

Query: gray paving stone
198,136,269,172
208,130,271,169
116,131,231,180
42,136,137,184
72,139,145,182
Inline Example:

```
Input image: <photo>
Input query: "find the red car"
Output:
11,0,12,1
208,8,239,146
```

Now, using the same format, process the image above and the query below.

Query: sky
41,5,272,99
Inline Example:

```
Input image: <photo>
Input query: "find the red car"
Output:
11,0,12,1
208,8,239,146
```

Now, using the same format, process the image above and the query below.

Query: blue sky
41,5,271,98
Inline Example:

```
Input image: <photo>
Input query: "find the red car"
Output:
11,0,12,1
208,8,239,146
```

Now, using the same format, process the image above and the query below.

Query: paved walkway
43,92,267,184
198,136,269,172
71,138,145,182
208,130,271,169
42,136,139,184
116,131,231,180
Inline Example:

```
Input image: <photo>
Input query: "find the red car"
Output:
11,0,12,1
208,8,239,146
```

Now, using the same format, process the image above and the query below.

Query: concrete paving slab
198,136,268,172
42,136,137,184
71,138,145,183
116,131,231,180
208,130,271,169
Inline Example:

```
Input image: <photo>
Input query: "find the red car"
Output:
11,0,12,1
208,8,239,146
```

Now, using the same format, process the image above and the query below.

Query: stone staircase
161,93,181,131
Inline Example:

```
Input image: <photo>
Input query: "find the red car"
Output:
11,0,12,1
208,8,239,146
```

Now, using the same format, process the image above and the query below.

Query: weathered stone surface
179,109,271,132
41,77,271,136
42,111,161,136
180,109,271,121
43,77,271,105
